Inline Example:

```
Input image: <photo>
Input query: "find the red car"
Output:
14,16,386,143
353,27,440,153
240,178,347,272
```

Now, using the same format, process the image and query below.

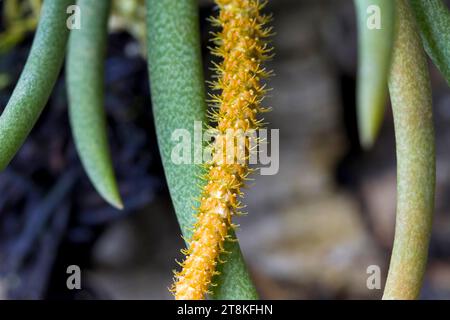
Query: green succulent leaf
0,0,74,170
410,0,450,86
354,0,395,149
383,0,436,300
145,0,258,300
67,0,123,209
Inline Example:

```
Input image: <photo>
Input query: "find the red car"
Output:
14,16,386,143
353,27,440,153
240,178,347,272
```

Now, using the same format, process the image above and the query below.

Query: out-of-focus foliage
0,0,147,53
0,0,41,53
110,0,146,51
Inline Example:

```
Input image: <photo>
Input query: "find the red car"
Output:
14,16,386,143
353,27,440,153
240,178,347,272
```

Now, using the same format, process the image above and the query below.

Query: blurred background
0,0,450,299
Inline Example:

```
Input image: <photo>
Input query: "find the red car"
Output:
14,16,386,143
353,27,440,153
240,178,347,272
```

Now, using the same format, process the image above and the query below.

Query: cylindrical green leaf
383,0,435,300
0,0,74,170
67,0,123,209
410,0,450,86
354,0,395,149
146,0,258,299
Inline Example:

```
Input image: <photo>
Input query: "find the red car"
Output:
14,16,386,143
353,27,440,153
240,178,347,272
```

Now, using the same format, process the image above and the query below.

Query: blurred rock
360,171,396,248
424,262,450,299
241,193,384,299
89,198,184,299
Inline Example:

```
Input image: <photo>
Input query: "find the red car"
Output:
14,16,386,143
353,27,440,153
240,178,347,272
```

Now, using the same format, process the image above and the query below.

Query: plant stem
383,0,435,300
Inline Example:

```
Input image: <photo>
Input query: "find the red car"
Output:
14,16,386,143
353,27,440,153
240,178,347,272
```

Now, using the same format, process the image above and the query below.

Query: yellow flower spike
172,0,272,300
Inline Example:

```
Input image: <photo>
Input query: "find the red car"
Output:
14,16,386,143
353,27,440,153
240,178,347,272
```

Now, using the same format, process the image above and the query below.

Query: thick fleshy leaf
354,0,395,149
0,0,74,170
67,0,123,209
410,0,450,86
